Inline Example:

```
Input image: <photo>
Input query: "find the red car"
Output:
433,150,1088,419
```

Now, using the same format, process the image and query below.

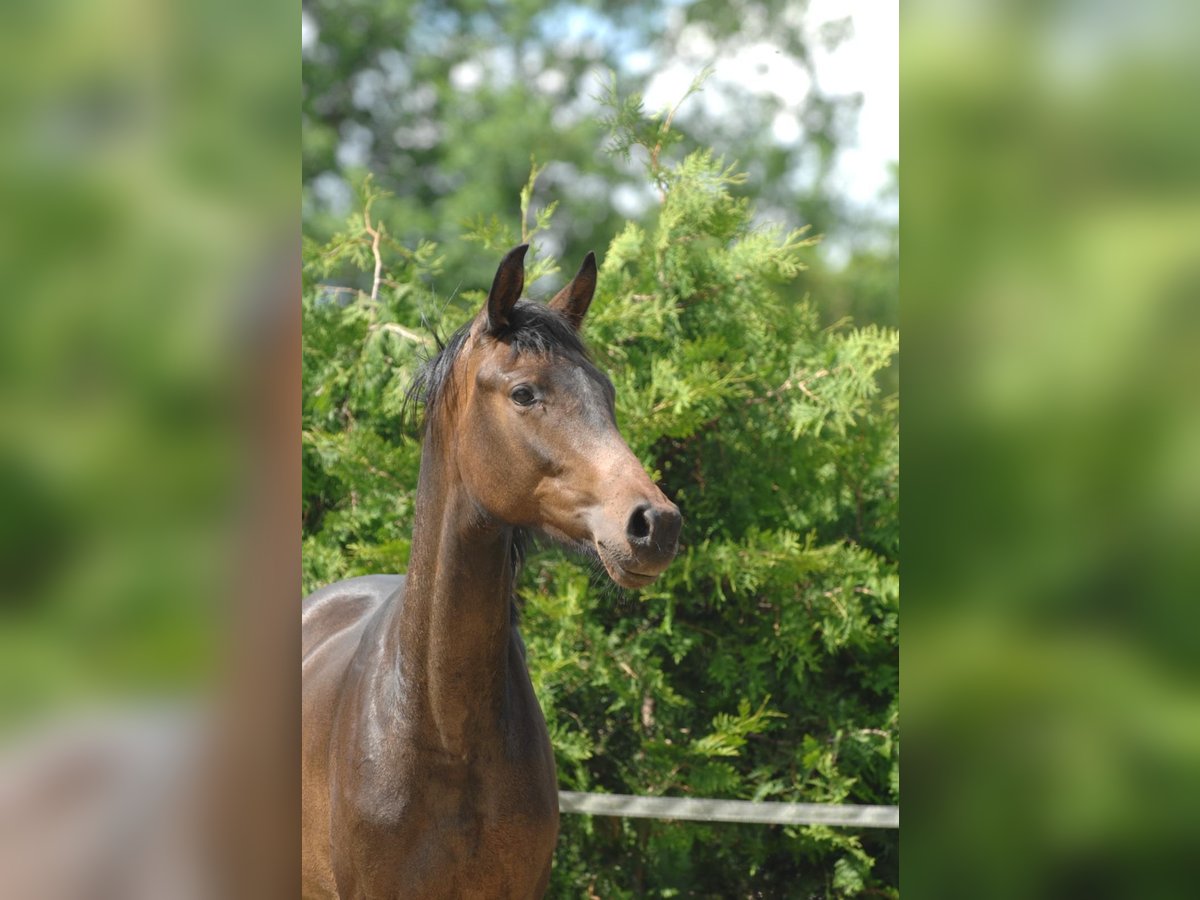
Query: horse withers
301,245,681,898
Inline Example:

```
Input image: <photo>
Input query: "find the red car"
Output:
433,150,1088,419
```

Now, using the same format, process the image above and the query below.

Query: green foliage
303,115,897,896
596,66,715,181
462,160,563,287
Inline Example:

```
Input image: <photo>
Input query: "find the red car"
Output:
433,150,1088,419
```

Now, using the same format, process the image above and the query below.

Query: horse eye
510,385,536,407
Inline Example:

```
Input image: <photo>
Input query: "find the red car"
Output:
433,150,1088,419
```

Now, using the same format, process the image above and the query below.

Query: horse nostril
626,504,652,541
656,506,682,549
626,503,681,554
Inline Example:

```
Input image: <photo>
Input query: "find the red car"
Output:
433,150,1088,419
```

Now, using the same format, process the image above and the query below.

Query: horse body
302,246,680,898
302,530,558,899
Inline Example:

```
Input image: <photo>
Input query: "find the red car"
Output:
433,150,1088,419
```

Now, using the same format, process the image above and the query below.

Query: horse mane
402,299,592,622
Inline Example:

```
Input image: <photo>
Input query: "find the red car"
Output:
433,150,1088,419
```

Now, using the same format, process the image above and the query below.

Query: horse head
429,244,681,588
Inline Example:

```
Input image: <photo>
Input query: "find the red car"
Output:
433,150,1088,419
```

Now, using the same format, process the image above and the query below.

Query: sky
303,2,899,225
637,0,898,220
807,0,899,217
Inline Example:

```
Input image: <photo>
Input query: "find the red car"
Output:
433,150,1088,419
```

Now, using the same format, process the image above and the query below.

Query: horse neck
387,430,518,753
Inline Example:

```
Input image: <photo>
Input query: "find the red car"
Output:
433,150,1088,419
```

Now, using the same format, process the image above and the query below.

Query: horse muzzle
595,497,681,589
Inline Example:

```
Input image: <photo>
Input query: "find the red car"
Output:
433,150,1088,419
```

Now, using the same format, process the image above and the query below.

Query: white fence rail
558,791,899,829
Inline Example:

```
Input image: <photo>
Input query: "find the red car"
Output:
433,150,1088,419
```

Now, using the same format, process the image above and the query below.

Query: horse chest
329,708,558,899
336,757,558,899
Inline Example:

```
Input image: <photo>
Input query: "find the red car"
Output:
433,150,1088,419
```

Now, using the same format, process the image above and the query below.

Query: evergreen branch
650,65,714,191
520,156,549,245
316,284,364,299
368,321,431,345
659,66,714,145
363,205,384,302
747,369,831,407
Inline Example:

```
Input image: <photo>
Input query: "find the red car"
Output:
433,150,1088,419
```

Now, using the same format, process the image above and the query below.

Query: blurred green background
903,0,1200,897
0,2,298,893
0,0,295,728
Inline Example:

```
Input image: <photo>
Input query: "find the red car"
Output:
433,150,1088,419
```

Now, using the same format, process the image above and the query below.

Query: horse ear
485,244,528,333
548,251,597,330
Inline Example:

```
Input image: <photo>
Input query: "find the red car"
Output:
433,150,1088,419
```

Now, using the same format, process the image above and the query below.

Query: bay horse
301,245,682,898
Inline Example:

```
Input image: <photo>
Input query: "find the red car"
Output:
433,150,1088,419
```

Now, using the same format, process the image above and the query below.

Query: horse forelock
404,299,589,432
496,299,589,361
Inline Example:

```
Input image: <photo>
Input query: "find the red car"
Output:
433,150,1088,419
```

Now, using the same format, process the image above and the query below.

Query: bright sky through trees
302,2,898,223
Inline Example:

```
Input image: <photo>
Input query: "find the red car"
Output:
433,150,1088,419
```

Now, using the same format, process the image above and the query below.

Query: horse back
302,574,404,662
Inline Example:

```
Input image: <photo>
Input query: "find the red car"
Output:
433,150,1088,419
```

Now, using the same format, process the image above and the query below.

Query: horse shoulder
302,574,406,899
